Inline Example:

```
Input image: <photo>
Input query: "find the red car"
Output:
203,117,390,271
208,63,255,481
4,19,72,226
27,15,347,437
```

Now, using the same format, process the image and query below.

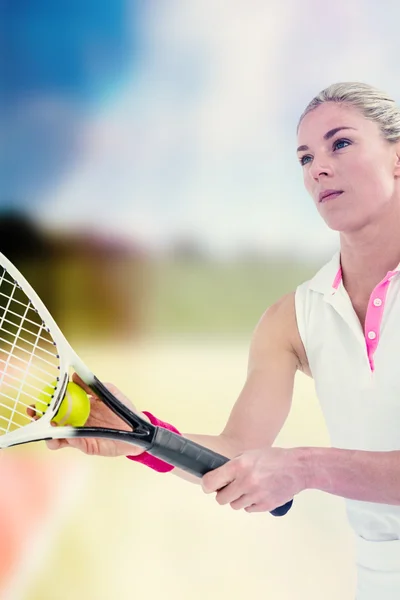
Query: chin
318,208,358,232
322,215,371,234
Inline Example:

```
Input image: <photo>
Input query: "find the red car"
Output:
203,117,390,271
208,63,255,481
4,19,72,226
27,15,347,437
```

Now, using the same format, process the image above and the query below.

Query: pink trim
126,411,181,473
332,266,342,290
364,275,392,372
330,265,399,373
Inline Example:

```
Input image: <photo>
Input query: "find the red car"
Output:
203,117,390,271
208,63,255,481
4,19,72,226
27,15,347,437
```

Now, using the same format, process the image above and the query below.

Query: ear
394,141,400,177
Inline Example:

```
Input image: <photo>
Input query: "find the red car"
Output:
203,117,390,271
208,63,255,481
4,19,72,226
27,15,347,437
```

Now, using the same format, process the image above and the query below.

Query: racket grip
150,428,293,517
150,427,228,475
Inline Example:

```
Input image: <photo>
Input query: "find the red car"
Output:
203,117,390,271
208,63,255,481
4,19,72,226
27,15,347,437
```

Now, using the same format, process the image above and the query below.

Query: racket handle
150,427,228,475
150,428,293,517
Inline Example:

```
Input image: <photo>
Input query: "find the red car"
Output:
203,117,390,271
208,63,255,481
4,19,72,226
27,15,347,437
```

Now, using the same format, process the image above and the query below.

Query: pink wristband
126,411,181,473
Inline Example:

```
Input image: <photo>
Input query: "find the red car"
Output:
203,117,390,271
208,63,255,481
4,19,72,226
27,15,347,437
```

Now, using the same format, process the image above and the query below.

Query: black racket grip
150,428,293,517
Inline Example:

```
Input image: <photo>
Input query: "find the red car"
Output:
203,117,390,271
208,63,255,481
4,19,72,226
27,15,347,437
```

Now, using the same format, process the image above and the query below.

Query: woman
48,82,400,599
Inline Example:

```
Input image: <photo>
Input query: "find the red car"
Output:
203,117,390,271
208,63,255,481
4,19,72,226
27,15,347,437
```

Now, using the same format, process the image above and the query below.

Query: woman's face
297,102,400,233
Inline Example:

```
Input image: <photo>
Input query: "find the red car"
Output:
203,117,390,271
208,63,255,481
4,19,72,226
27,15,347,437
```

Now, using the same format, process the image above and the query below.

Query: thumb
71,373,94,396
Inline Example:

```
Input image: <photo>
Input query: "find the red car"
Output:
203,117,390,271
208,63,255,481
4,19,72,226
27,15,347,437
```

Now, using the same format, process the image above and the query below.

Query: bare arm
307,447,400,505
47,293,304,486
173,293,302,483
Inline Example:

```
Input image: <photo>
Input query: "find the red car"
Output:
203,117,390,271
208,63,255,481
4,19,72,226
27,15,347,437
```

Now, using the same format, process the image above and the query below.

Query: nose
308,156,334,180
309,165,333,181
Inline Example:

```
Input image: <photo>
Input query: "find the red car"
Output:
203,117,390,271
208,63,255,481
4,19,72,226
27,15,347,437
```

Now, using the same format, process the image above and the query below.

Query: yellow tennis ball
52,382,91,426
35,382,90,426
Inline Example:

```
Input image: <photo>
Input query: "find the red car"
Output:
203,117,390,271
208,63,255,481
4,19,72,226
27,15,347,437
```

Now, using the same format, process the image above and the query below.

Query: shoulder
254,291,298,334
249,253,341,376
250,292,307,372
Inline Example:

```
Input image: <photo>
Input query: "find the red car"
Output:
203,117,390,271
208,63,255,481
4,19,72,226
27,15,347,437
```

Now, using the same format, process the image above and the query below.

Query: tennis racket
0,252,293,517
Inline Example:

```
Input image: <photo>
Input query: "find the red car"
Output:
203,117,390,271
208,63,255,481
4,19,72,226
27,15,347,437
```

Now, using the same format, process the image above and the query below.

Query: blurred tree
0,209,149,341
0,209,56,309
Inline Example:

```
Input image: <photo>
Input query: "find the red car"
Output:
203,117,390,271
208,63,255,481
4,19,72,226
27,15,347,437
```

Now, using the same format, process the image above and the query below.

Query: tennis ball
35,382,90,426
53,382,91,426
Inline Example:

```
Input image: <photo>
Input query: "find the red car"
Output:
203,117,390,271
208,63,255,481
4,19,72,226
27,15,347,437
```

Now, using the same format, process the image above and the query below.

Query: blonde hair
298,82,400,143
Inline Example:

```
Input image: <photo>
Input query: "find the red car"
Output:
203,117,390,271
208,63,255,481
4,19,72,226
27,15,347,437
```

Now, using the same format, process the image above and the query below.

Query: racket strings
0,268,61,434
0,358,57,391
0,334,59,365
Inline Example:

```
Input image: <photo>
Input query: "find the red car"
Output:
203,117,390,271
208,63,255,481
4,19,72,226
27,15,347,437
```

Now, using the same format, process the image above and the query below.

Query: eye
299,154,312,166
333,138,351,151
299,138,351,167
333,140,351,150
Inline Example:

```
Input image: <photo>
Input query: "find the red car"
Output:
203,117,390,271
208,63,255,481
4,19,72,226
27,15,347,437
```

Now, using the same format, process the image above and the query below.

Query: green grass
148,257,319,336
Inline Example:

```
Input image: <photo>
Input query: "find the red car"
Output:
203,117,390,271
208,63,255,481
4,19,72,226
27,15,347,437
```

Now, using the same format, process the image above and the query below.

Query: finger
71,374,104,412
215,481,243,506
27,403,48,420
245,503,262,513
46,439,69,451
230,495,254,511
72,373,95,396
27,405,37,419
202,463,235,494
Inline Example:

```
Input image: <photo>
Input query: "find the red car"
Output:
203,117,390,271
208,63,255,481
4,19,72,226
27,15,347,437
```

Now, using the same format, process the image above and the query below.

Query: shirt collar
308,251,341,295
309,251,400,297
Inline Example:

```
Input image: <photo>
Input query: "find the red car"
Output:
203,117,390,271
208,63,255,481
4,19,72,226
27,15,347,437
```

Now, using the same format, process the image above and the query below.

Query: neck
339,201,400,293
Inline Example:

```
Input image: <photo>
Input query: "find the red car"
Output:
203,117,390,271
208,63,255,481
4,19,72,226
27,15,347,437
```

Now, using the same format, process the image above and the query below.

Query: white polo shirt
295,252,400,580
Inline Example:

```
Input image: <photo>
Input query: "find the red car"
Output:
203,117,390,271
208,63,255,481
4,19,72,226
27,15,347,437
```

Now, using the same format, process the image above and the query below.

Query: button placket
364,280,390,372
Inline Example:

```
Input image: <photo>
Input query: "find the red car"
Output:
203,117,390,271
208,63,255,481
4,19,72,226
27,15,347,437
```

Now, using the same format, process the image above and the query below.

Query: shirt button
373,298,382,307
367,331,377,340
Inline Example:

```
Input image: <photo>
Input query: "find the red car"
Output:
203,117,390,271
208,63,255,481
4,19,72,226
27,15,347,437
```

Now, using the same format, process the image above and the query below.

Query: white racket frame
0,252,95,449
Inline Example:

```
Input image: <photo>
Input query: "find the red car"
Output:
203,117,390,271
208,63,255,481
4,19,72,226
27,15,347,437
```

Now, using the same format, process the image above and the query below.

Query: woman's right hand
45,373,150,458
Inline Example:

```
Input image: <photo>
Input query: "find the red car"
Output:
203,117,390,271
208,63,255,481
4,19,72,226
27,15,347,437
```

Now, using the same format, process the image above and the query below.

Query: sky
3,0,400,259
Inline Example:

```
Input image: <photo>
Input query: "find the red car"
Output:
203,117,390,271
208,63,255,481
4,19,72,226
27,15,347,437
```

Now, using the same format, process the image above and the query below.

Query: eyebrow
296,126,357,153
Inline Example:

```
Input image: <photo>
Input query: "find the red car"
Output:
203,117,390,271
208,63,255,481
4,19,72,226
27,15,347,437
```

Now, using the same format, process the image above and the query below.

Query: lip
318,189,343,203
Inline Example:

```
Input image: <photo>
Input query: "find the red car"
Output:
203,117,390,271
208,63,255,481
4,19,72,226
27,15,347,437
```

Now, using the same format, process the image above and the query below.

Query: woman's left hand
201,447,311,513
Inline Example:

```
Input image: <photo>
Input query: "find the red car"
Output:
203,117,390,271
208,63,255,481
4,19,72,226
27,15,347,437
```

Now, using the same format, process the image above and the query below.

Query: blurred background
1,1,399,598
